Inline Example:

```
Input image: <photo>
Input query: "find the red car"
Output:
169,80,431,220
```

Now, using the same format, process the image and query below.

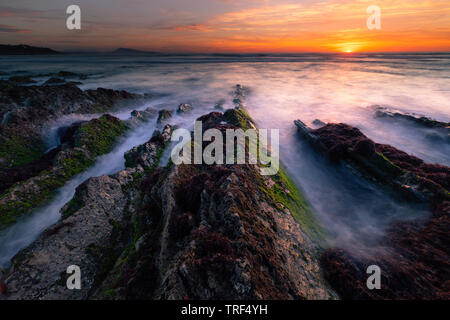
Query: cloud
159,0,450,52
0,5,42,18
0,24,31,33
170,24,212,32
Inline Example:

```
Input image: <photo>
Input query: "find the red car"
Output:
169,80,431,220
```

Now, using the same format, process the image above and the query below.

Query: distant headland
0,44,61,55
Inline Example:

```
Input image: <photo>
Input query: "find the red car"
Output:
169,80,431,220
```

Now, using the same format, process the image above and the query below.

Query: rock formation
295,119,450,299
1,108,336,300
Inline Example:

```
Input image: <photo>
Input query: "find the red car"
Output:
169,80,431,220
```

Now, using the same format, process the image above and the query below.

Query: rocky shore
0,81,448,300
0,81,153,229
295,119,450,299
0,80,150,172
1,106,336,300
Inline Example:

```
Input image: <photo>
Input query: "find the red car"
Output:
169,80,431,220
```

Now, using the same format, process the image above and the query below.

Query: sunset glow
1,0,450,52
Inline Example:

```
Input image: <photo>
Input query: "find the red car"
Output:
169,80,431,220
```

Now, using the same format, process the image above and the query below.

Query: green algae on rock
2,126,173,299
0,115,128,230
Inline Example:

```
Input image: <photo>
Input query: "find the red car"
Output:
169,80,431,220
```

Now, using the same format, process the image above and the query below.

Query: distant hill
0,44,60,55
111,48,159,55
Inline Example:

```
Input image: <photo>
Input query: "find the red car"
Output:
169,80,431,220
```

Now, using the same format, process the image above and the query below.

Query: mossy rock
0,134,45,171
74,114,129,156
226,107,326,245
0,115,129,229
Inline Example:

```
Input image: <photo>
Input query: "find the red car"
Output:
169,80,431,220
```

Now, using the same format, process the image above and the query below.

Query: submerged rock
176,103,192,113
295,119,450,299
57,71,77,78
374,106,450,143
128,107,157,128
157,109,173,124
294,120,446,201
312,119,326,127
374,106,449,129
233,84,250,108
214,99,225,110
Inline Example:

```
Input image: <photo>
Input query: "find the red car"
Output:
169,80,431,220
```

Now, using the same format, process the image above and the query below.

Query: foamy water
0,53,448,266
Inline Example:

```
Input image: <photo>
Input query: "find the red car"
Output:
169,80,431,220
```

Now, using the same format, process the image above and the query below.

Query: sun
344,49,352,53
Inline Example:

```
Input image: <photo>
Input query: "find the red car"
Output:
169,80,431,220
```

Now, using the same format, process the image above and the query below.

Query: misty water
0,53,449,267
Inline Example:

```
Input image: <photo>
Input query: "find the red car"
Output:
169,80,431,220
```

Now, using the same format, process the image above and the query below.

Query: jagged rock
0,115,128,230
312,119,325,127
0,82,150,172
295,119,450,299
176,103,192,113
56,71,76,78
8,76,36,84
157,110,172,124
124,125,172,170
2,173,137,299
294,120,445,202
44,77,65,85
93,109,333,300
1,127,172,300
374,106,449,128
2,108,336,300
127,107,157,128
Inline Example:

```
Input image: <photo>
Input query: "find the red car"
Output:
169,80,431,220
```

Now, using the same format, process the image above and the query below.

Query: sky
0,0,450,53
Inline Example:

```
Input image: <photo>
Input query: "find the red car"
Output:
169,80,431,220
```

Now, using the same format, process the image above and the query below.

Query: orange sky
1,0,450,52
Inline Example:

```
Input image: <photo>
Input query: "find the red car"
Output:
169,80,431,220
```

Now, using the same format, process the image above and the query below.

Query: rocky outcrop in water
1,107,335,300
374,106,450,143
157,110,173,124
0,114,129,230
0,81,150,172
1,125,173,299
374,106,449,129
295,119,450,299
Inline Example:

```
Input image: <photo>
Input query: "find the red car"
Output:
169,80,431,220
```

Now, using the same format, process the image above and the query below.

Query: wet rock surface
1,126,172,299
0,81,149,172
374,106,450,143
1,108,336,300
374,106,449,129
176,103,192,113
124,125,172,170
92,109,333,300
0,114,128,230
157,109,173,124
295,120,448,202
295,119,450,299
127,107,157,128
